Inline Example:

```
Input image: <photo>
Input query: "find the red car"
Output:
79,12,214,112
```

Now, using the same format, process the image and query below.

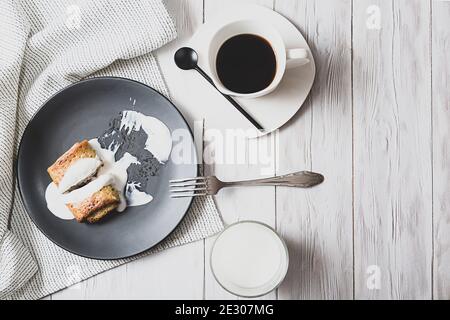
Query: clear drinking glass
210,220,289,298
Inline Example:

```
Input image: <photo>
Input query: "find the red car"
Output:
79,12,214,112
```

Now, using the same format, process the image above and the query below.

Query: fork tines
169,177,208,198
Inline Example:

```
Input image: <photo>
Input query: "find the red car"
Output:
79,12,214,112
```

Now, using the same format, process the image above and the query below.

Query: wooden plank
353,0,432,299
274,0,353,299
432,0,450,300
202,0,277,300
52,245,204,299
51,0,205,300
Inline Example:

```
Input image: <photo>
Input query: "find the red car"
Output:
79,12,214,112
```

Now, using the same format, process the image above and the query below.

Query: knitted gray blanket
0,0,223,299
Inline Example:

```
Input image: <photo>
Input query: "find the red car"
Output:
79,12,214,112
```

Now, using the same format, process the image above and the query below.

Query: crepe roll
67,185,120,223
47,140,103,193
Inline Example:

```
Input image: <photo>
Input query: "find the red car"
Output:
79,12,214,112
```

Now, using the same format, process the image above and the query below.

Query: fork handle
224,171,324,188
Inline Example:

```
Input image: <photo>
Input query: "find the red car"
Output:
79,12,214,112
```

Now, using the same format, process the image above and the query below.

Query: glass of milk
210,221,289,297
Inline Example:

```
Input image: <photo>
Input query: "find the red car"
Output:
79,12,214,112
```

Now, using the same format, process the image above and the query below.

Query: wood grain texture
202,0,277,300
432,0,450,300
353,0,432,299
50,0,450,300
52,245,204,299
274,0,353,299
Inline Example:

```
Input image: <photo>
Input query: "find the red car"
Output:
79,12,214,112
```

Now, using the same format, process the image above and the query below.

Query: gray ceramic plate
17,77,197,259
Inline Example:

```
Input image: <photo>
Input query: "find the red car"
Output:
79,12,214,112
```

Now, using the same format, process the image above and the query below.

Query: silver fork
169,171,324,198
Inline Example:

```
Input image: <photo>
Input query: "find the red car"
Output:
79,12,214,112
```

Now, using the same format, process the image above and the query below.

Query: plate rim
16,76,198,260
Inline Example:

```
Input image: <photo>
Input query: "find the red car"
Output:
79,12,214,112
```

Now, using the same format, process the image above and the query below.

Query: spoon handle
195,66,264,131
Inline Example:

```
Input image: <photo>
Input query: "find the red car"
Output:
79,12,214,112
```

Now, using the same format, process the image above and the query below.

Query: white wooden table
50,0,450,300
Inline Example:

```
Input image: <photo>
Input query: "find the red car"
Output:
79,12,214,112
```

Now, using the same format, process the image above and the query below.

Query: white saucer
188,3,315,138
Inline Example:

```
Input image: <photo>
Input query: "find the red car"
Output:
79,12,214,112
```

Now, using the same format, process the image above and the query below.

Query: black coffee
216,34,277,94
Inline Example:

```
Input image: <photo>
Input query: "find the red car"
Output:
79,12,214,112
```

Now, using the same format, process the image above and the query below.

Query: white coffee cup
207,19,310,99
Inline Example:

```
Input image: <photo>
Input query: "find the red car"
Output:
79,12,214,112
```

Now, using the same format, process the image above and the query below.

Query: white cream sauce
125,182,153,207
45,111,172,220
45,183,76,220
58,157,102,193
119,110,172,163
45,174,114,220
89,139,139,212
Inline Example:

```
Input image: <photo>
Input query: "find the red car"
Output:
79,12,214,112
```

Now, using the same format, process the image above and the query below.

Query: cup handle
286,48,310,69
